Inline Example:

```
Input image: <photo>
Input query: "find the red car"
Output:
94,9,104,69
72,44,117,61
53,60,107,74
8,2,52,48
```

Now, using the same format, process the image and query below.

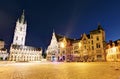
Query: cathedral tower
13,10,27,45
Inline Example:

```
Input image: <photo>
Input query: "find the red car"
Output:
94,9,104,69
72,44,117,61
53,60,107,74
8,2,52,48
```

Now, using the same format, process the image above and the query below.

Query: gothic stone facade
9,10,42,61
9,45,42,61
46,24,106,62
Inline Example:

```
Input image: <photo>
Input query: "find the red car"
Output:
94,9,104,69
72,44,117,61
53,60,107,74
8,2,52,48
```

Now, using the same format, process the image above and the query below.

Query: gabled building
46,24,106,62
89,24,106,61
9,10,42,61
46,32,59,61
46,32,74,62
106,39,120,62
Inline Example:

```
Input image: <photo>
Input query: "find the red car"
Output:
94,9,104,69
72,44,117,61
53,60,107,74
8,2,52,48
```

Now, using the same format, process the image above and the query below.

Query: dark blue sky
0,0,120,49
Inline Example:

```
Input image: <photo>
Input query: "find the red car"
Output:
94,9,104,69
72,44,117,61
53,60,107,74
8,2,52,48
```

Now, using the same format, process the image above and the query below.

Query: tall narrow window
16,36,18,40
20,27,22,31
92,46,94,50
96,43,101,48
91,40,93,44
96,36,99,41
96,43,98,48
99,44,100,48
22,37,23,41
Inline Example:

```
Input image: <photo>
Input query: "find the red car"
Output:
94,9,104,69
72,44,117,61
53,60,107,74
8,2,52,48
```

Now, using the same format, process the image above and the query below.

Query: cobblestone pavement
0,62,120,79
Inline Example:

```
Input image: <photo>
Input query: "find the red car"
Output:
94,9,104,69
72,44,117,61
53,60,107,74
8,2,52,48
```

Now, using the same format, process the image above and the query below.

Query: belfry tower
13,10,27,45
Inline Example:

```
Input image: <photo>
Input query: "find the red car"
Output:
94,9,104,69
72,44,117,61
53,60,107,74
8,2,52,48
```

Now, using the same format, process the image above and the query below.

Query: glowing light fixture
60,42,65,48
79,42,82,48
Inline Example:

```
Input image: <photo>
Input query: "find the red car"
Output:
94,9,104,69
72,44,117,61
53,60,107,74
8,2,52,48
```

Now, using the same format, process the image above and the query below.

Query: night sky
0,0,120,50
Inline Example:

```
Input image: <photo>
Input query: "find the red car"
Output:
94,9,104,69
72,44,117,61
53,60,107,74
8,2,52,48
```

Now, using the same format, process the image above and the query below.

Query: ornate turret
97,23,104,31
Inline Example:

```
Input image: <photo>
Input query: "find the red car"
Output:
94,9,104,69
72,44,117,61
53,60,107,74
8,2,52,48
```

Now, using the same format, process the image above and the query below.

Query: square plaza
0,61,120,79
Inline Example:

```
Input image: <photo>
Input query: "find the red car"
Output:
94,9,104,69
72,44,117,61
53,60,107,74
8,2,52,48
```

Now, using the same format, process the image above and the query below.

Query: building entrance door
51,55,55,61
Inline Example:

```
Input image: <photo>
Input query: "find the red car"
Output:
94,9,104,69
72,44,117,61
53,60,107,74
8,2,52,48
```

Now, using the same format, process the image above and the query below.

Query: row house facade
106,40,120,62
9,45,42,61
46,24,106,62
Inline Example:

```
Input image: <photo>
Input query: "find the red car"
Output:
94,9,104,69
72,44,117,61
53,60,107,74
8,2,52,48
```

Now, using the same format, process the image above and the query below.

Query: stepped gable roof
72,39,80,43
11,44,42,51
55,33,80,43
107,39,120,47
80,34,90,39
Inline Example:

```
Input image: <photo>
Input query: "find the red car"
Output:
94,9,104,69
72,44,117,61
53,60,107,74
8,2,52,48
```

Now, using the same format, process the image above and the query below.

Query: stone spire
20,10,25,24
13,10,27,45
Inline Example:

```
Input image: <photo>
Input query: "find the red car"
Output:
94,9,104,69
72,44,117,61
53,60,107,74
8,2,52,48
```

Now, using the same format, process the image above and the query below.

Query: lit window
60,42,65,48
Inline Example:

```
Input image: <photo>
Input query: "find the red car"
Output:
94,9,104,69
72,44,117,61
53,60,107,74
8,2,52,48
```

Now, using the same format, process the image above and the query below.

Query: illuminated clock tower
13,10,27,45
